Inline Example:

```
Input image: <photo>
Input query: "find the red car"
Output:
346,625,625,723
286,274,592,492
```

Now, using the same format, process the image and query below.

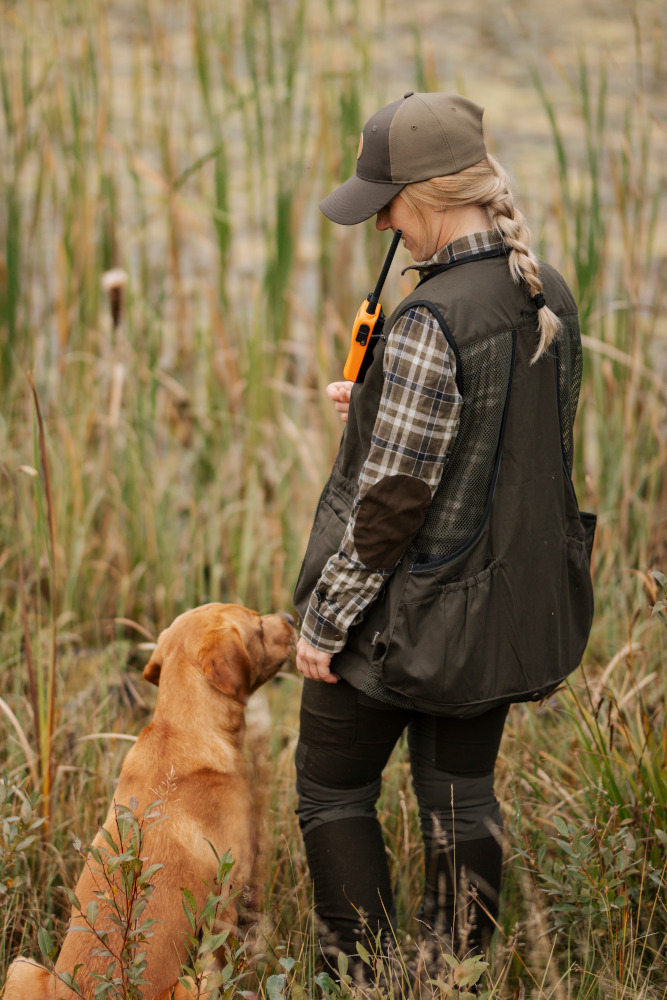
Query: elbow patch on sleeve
354,475,432,570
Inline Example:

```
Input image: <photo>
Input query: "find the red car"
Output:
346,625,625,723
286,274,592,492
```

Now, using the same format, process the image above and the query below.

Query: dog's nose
281,612,295,627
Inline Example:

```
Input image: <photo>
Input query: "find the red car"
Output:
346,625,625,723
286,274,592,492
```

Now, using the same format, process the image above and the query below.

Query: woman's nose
375,208,389,231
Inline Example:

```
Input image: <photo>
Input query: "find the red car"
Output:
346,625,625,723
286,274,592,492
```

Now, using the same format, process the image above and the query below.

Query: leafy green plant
0,774,45,897
301,946,490,1000
425,953,492,1000
179,846,249,1000
522,814,640,937
0,774,45,969
31,801,253,1000
266,956,312,1000
513,807,667,997
37,798,165,1000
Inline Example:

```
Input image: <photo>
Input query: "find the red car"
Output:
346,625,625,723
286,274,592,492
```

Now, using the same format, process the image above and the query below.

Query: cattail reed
101,268,128,328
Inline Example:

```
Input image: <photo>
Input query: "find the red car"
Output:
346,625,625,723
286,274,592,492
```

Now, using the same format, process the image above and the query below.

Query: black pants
296,679,508,961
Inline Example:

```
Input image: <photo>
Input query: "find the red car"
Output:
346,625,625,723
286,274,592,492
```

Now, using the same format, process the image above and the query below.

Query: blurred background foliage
1,0,666,995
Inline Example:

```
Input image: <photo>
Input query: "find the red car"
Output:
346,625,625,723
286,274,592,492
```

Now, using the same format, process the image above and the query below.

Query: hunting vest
294,253,596,717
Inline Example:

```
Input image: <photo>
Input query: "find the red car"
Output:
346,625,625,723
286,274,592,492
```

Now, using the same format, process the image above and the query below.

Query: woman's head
319,91,561,362
319,92,487,226
399,155,561,360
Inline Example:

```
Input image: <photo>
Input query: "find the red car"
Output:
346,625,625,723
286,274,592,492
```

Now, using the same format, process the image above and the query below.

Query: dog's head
143,603,296,705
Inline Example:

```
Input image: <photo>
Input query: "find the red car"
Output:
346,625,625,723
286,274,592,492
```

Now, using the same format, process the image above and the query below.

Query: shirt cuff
299,597,348,654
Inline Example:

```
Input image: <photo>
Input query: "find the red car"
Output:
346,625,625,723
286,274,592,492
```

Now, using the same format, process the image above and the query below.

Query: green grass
1,0,667,996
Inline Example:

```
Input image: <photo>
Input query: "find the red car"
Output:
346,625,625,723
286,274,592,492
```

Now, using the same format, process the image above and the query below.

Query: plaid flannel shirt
300,230,505,654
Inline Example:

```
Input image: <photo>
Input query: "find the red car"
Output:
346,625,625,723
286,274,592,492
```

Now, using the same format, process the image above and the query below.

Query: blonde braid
401,155,561,363
485,156,560,361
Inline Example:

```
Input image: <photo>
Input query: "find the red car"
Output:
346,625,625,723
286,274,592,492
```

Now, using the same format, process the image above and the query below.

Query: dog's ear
143,647,162,686
200,627,252,704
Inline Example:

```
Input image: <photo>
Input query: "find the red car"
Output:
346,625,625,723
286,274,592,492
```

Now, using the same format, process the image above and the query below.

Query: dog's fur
5,603,296,1000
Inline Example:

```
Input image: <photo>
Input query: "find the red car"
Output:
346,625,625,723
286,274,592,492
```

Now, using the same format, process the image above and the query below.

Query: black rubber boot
303,816,396,979
419,834,502,959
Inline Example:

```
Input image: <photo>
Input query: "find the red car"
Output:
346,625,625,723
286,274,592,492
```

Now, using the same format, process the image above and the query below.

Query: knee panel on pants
407,705,507,846
296,678,409,835
296,743,382,836
411,763,502,845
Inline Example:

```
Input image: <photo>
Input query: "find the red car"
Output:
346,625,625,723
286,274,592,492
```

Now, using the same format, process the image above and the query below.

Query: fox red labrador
5,603,296,1000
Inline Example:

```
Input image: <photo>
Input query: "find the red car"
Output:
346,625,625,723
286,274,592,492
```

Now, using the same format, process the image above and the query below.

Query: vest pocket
564,529,595,668
378,557,501,709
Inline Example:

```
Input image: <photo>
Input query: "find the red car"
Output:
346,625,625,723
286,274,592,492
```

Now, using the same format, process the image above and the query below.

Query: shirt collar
403,229,506,276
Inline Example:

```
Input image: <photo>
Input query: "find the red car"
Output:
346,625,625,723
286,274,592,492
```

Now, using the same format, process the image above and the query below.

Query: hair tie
532,293,546,310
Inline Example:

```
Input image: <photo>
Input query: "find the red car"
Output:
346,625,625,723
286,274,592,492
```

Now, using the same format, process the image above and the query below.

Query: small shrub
37,797,165,1000
179,846,249,1000
0,773,45,901
33,799,250,1000
0,773,45,965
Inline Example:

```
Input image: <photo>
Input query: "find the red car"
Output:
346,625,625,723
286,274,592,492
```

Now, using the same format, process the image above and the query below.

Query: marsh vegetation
1,0,666,996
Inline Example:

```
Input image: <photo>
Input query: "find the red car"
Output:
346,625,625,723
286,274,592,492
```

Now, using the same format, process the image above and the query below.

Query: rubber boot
303,816,396,980
419,834,502,961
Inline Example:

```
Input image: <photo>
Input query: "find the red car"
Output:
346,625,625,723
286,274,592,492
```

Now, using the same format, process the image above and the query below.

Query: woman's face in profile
375,194,429,260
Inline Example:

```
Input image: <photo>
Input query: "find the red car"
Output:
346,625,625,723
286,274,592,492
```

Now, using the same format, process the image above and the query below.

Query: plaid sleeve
300,305,462,653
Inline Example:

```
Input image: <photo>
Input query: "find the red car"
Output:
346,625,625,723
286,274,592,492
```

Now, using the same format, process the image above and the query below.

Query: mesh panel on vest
556,314,583,474
361,669,423,710
410,328,514,560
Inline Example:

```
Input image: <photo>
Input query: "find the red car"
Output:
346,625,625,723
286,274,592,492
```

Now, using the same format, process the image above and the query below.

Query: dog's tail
4,958,54,1000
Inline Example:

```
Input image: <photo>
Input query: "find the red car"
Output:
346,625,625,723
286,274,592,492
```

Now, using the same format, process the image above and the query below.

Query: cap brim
319,174,406,225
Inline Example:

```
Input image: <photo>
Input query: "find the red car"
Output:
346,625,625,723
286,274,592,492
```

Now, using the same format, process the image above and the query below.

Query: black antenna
367,230,403,313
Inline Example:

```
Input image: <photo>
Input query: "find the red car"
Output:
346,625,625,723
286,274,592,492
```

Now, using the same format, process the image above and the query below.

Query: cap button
403,91,414,99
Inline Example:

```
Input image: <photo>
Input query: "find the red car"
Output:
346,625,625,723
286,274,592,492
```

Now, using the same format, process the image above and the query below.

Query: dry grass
1,0,666,996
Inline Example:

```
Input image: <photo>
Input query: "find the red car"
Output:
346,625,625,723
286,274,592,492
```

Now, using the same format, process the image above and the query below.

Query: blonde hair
400,155,560,363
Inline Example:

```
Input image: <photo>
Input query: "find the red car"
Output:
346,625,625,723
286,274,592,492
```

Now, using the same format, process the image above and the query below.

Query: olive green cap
320,92,487,225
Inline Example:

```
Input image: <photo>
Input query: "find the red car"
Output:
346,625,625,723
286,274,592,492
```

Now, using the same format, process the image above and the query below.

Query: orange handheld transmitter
343,229,402,383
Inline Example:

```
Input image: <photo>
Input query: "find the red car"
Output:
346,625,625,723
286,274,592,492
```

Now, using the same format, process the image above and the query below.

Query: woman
293,92,595,968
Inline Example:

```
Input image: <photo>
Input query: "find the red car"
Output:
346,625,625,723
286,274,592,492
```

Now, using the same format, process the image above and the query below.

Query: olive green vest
294,254,595,717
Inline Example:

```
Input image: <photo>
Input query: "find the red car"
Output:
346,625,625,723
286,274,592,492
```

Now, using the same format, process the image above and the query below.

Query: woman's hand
326,381,353,423
296,637,340,683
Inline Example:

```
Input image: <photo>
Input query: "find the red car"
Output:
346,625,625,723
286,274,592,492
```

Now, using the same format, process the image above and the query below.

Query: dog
5,603,296,1000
